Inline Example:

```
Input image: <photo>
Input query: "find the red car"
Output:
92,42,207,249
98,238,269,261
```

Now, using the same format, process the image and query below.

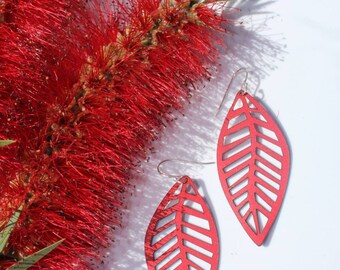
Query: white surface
105,0,340,269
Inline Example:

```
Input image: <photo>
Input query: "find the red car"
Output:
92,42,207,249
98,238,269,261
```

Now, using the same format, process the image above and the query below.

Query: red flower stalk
0,0,230,268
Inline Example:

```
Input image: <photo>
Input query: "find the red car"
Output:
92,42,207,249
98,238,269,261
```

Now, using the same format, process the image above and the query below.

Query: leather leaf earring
216,69,291,246
145,161,219,270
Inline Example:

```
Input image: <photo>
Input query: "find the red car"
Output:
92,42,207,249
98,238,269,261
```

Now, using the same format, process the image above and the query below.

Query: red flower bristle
0,0,229,268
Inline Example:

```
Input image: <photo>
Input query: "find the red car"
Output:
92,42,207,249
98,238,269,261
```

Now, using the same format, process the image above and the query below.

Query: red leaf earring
216,69,291,246
145,160,219,270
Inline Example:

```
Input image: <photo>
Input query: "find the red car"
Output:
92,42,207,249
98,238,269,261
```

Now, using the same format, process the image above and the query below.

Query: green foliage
0,140,15,147
0,205,22,254
1,205,64,269
8,239,64,270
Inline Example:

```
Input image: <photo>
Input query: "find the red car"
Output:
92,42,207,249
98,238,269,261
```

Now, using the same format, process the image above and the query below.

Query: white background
105,0,340,269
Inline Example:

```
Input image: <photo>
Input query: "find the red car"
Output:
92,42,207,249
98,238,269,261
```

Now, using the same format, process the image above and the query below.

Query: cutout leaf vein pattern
145,176,219,269
217,91,290,245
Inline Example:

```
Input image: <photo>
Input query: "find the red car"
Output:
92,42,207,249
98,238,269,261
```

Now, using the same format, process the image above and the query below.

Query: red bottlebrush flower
0,0,230,268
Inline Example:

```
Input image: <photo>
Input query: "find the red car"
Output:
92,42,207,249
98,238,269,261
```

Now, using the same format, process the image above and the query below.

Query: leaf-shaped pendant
217,91,290,246
145,176,219,270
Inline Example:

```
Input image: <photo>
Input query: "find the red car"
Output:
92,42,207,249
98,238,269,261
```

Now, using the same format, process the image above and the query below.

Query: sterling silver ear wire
216,67,249,116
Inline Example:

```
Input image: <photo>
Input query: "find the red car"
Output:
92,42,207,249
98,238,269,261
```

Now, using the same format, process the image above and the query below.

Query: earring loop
216,67,249,116
157,159,215,179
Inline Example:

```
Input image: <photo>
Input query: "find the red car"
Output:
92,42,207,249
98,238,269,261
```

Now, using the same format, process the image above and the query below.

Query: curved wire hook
157,159,215,179
216,68,249,117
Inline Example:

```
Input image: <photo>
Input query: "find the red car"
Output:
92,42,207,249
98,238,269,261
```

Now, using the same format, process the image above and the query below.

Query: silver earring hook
216,68,249,116
157,159,215,179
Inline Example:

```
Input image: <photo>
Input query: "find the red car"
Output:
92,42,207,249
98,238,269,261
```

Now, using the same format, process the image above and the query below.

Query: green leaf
0,205,23,254
0,140,15,147
8,239,64,270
